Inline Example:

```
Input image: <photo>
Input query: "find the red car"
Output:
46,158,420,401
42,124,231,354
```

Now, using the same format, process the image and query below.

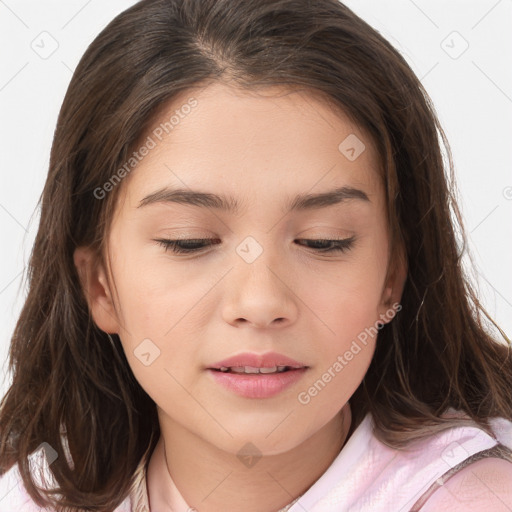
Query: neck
147,403,352,512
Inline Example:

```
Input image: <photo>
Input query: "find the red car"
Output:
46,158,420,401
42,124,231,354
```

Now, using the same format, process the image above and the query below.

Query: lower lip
207,368,308,398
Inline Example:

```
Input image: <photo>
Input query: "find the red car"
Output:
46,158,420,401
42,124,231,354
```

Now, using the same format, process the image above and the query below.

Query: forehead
117,82,384,214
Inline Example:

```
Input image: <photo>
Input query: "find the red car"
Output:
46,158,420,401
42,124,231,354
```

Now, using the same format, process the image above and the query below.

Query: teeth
242,366,261,374
230,366,248,373
217,365,297,374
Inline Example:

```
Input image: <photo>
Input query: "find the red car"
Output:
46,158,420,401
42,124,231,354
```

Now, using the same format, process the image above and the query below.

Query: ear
377,244,407,325
73,246,120,334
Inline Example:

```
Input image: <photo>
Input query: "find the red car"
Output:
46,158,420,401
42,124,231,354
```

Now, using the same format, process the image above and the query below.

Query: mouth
206,365,309,398
207,351,308,372
206,352,309,398
210,365,307,374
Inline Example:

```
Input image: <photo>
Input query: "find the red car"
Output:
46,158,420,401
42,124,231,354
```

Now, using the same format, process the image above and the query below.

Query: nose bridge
234,234,283,290
222,233,297,326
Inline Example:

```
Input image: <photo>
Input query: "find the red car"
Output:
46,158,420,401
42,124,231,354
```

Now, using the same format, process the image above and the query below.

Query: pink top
1,408,511,512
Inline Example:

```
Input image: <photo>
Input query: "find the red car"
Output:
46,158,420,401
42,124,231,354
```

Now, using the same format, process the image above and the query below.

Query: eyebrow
137,185,370,214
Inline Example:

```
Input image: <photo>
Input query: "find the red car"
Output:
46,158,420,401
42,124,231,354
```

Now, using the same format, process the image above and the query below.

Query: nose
221,245,299,329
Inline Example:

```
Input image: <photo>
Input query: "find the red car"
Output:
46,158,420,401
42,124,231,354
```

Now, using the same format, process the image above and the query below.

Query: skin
420,458,512,511
74,82,407,511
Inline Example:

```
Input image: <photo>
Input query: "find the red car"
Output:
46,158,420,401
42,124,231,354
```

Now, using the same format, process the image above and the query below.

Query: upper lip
207,351,308,370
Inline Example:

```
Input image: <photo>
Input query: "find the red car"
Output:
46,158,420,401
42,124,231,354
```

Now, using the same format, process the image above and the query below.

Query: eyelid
153,235,356,255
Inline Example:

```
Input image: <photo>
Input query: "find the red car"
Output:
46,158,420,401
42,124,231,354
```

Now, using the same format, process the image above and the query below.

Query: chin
199,423,309,457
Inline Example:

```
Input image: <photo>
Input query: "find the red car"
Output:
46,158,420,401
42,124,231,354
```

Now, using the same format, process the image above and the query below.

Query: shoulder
420,457,512,511
0,463,133,512
0,463,41,512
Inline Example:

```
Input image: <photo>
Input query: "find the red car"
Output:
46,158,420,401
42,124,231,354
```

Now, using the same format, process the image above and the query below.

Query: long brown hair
1,0,511,510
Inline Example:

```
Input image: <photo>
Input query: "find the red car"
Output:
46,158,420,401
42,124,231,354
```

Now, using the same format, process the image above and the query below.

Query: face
75,82,405,456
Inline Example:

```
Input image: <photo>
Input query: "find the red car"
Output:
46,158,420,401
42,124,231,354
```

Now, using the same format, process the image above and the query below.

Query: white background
1,0,511,399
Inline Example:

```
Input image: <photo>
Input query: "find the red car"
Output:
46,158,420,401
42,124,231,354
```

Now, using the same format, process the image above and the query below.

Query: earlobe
73,246,119,334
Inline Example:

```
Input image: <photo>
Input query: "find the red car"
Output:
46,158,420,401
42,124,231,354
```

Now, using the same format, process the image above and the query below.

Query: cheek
302,262,385,332
296,332,376,421
296,268,381,411
309,293,379,374
110,234,209,331
298,259,385,370
111,253,215,380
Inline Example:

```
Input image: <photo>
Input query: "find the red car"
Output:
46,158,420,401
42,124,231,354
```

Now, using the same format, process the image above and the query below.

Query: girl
1,0,511,511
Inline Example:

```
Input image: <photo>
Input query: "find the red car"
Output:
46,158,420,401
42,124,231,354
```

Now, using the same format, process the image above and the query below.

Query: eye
296,236,356,253
154,236,356,255
155,238,220,254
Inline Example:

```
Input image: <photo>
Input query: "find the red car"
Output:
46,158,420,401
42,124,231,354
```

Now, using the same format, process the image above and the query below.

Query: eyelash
154,236,356,255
